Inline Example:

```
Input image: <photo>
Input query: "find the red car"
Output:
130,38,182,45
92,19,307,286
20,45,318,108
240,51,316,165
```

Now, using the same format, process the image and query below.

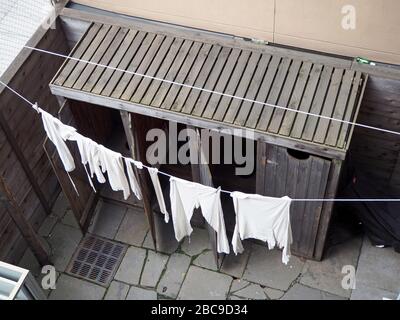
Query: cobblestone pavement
18,193,400,300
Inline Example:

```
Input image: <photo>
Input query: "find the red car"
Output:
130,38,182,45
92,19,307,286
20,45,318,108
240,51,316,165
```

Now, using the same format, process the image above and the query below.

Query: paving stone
242,244,304,291
282,284,347,300
350,283,399,300
48,223,82,272
52,193,70,218
193,250,218,271
220,243,251,278
229,295,248,300
18,248,41,277
355,238,400,294
300,236,362,298
115,246,146,285
38,214,58,237
264,287,285,300
104,281,130,300
126,286,157,300
61,209,80,229
142,214,179,254
230,279,250,292
49,274,105,300
88,202,126,239
181,227,211,256
178,266,232,300
115,207,149,246
234,283,267,300
140,250,169,288
157,253,191,298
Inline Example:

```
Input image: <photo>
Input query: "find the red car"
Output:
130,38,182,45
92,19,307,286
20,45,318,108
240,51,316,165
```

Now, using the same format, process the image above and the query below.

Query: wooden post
120,111,157,250
0,175,50,266
187,125,221,267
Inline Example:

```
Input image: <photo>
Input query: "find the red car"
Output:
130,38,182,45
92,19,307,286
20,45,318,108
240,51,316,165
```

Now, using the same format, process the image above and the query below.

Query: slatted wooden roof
50,22,367,159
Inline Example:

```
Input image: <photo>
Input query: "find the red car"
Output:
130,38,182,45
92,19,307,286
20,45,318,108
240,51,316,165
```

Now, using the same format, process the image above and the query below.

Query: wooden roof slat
53,23,102,87
256,57,292,131
245,55,281,128
278,62,313,136
291,65,332,139
82,27,129,92
130,37,178,103
51,22,367,158
138,38,185,105
303,67,341,142
211,50,251,121
120,35,171,101
152,40,197,109
63,24,112,88
223,52,261,123
110,33,156,99
193,48,241,117
73,25,122,90
234,54,272,126
324,69,355,146
268,60,302,133
169,43,212,112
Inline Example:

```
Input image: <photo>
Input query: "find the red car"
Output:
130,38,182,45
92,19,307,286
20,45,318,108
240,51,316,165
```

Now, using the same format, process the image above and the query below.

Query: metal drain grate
66,234,127,286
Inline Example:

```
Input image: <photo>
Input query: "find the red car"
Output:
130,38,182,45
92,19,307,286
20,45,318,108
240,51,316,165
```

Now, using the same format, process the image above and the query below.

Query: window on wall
0,0,54,76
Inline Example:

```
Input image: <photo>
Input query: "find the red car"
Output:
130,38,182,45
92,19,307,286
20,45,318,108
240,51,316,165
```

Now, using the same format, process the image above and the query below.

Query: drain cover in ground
66,234,127,286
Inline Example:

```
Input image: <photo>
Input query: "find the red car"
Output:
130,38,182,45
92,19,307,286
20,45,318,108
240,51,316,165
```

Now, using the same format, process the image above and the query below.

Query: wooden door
256,142,332,258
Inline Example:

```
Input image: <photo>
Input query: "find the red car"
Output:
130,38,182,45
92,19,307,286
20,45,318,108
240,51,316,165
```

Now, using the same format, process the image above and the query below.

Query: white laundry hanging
147,167,169,223
230,191,293,264
41,109,76,172
124,158,142,200
169,176,230,254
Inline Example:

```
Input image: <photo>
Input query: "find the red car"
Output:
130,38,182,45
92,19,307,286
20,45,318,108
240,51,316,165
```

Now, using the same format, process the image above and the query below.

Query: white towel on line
147,167,169,222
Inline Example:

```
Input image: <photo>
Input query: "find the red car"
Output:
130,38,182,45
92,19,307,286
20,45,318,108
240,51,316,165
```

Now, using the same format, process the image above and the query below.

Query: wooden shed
47,12,368,262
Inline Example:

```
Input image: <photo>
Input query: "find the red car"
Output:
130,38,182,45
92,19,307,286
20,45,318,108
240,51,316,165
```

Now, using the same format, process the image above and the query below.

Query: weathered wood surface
50,21,366,160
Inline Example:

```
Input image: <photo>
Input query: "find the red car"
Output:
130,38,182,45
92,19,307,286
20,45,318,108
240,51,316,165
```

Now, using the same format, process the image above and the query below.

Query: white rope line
1,64,400,202
22,45,400,138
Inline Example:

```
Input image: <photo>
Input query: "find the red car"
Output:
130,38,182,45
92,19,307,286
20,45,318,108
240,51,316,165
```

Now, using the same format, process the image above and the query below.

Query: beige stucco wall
72,0,400,65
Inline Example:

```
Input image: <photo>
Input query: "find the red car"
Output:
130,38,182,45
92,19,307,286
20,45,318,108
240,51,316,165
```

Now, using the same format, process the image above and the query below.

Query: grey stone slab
52,193,70,218
350,283,398,300
282,284,347,300
300,236,362,298
193,250,218,271
48,223,82,272
38,214,58,237
126,286,157,300
355,238,400,293
88,202,126,239
229,295,248,300
234,283,267,300
142,214,179,254
181,227,211,256
157,253,191,298
140,250,169,288
18,248,41,277
104,281,130,300
178,266,232,300
61,209,80,229
115,207,149,246
49,274,106,300
115,246,146,285
230,279,250,292
264,287,285,300
242,244,304,291
221,243,252,278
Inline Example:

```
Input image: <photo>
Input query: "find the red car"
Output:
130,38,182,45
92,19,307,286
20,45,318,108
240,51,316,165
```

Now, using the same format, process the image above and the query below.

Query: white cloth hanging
41,110,76,172
230,191,292,264
124,158,142,200
169,177,230,254
147,167,169,222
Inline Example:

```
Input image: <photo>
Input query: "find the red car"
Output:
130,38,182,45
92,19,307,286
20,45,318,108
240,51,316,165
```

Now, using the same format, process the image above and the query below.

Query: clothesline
1,78,400,203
